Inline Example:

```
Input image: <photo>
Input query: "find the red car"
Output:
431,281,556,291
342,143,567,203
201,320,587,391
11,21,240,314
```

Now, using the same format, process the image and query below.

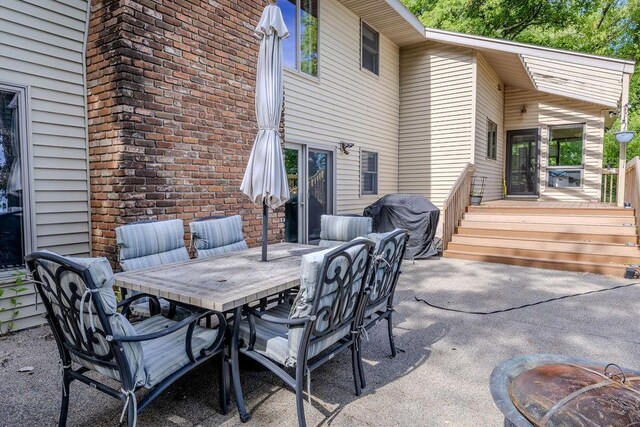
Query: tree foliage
401,0,640,166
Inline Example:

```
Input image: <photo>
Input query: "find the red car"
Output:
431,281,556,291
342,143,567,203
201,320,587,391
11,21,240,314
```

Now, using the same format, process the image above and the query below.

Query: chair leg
357,335,367,390
126,398,136,427
351,343,362,396
58,375,70,427
387,312,397,358
295,363,307,427
219,353,230,415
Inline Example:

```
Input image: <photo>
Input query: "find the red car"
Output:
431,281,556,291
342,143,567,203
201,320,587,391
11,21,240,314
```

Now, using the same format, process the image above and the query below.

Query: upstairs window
278,0,319,77
487,119,497,160
361,151,378,195
547,124,585,188
361,21,379,75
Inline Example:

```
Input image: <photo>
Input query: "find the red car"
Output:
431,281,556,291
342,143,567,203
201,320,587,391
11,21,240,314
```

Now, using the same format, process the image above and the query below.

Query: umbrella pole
262,200,268,261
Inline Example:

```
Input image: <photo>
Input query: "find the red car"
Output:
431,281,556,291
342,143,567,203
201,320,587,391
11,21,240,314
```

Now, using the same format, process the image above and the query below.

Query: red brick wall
86,0,283,265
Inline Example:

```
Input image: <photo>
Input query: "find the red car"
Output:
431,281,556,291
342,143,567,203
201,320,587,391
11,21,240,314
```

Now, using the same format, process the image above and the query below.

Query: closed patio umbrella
240,3,290,261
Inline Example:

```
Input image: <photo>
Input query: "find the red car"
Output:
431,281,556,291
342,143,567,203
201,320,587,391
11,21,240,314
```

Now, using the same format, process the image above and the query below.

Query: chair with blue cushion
25,251,227,427
318,215,372,248
356,228,409,388
189,215,248,258
238,238,376,427
116,219,190,317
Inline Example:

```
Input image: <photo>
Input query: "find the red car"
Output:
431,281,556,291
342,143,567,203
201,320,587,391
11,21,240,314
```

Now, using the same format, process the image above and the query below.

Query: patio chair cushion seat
364,301,388,319
318,215,372,247
135,315,219,387
116,219,189,271
190,215,248,259
238,303,350,367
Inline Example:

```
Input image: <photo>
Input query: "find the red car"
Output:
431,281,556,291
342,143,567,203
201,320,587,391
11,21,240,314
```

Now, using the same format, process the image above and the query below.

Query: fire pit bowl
490,354,640,427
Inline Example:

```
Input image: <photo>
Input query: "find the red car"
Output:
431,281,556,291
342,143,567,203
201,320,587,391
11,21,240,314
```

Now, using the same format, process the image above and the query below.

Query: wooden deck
480,200,618,209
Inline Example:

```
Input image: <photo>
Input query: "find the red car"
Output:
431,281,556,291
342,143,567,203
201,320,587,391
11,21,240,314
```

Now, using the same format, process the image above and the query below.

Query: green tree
401,0,640,165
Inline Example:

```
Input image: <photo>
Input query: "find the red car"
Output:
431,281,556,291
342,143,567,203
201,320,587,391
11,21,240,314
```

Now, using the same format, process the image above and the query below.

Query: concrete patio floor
2,257,640,426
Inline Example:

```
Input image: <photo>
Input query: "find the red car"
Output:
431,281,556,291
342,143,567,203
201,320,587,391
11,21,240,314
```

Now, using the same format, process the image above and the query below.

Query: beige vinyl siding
398,41,475,207
0,0,90,331
283,0,400,214
504,87,604,201
474,53,505,201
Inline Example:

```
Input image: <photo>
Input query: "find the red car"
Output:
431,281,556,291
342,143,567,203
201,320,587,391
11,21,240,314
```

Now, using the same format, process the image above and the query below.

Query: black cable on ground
414,282,640,315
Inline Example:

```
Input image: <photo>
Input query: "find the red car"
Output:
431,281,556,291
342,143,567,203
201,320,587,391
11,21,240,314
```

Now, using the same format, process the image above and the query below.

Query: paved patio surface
2,258,639,426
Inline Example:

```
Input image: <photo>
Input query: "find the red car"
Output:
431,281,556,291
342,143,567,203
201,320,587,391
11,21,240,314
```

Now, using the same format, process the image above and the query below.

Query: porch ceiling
337,0,426,46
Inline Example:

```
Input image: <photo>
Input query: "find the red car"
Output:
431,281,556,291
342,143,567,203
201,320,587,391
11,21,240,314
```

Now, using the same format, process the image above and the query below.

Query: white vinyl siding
398,41,475,207
0,0,90,331
283,0,400,214
504,86,604,201
474,53,505,201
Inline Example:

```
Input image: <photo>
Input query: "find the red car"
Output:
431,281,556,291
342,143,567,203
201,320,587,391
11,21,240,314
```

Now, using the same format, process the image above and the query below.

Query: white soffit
520,55,622,108
337,0,426,46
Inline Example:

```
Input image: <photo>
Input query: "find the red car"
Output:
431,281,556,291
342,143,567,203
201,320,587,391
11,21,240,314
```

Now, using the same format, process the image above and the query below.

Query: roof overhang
425,28,635,108
336,0,426,47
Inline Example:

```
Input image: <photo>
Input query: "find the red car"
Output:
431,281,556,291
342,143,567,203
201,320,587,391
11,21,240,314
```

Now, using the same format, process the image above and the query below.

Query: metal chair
318,215,373,248
25,251,227,427
189,215,248,258
237,238,376,427
115,219,190,317
357,229,409,388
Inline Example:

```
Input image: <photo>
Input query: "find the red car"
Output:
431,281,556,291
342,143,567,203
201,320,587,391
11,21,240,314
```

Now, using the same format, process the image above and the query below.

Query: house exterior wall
0,0,91,331
474,53,505,201
283,0,401,214
504,87,605,201
398,41,475,207
87,0,276,266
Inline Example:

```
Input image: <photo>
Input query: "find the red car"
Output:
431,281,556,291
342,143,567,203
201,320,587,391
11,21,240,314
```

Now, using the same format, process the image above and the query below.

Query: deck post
617,73,631,207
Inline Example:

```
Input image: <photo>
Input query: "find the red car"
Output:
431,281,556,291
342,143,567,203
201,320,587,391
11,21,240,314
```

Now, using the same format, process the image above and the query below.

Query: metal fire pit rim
489,353,640,427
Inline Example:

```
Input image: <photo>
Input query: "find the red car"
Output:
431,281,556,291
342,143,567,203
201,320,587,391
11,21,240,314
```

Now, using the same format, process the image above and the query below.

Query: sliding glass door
284,143,333,244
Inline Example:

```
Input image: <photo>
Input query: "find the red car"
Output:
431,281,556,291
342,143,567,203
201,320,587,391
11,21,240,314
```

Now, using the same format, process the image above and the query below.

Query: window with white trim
487,119,497,160
361,151,378,195
278,0,319,77
361,21,379,75
547,124,584,188
0,86,28,269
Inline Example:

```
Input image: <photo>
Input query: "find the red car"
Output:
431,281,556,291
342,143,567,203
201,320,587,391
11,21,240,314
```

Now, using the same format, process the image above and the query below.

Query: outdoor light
339,140,355,154
615,130,635,144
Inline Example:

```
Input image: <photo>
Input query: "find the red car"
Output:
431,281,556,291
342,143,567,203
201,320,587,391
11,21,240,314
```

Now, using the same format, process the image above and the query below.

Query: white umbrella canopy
240,3,290,261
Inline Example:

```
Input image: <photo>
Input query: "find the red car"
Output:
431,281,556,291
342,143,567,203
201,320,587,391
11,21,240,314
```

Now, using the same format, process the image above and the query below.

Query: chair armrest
118,293,162,316
108,310,225,342
247,307,314,326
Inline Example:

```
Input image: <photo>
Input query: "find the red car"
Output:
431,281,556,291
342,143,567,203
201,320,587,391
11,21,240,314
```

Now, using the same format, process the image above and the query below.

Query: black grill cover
363,194,440,259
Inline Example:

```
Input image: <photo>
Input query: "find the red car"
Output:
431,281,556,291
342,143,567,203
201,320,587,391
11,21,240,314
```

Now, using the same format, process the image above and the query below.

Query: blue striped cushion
190,216,247,258
319,215,372,247
136,315,219,387
116,219,189,270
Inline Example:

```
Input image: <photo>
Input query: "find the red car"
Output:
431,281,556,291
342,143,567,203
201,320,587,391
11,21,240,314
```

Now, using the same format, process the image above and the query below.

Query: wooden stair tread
458,220,637,235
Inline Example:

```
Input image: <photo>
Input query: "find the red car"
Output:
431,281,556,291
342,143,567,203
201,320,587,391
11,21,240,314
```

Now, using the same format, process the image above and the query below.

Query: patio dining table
113,242,320,422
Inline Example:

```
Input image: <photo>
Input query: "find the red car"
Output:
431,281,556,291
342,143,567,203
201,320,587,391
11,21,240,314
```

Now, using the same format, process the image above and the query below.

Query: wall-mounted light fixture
497,84,502,92
339,140,355,155
521,106,527,114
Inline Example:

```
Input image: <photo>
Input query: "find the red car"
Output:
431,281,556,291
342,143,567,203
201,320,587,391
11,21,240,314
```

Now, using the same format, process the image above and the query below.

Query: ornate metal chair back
366,229,409,312
297,239,375,357
25,252,131,382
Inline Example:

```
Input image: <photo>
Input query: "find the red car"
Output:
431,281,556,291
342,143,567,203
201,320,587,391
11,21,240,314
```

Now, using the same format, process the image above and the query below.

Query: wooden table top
113,243,320,312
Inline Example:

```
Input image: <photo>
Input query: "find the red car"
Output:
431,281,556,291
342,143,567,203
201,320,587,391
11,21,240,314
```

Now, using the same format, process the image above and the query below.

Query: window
361,21,379,75
487,119,497,160
277,0,319,77
361,151,378,195
547,125,584,188
0,86,28,269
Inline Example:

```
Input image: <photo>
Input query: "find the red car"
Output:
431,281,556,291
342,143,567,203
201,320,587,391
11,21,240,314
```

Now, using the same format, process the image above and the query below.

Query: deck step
467,206,634,217
443,250,630,277
447,242,640,265
462,213,634,226
456,227,635,244
458,220,637,236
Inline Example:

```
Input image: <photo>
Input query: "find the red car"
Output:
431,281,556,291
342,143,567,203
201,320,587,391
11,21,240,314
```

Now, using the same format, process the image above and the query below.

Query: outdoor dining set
24,213,410,427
